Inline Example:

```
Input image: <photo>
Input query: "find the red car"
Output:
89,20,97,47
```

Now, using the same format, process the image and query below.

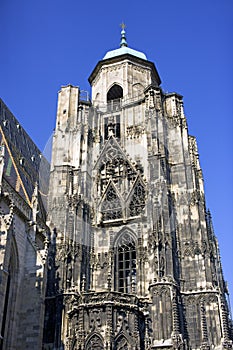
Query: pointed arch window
86,334,104,350
115,232,136,293
101,183,122,221
129,180,146,217
114,335,129,350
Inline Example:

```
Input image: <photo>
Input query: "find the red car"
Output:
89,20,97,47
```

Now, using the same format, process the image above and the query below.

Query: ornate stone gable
94,136,146,225
100,180,123,221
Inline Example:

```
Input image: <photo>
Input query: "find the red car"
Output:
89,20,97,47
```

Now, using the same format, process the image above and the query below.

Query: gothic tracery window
101,183,122,221
115,232,136,293
86,334,104,350
97,138,146,224
114,335,129,350
129,180,146,217
99,157,137,196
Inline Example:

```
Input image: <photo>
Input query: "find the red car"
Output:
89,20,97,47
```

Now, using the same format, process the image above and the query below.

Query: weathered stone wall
0,98,49,350
0,191,48,349
44,54,233,349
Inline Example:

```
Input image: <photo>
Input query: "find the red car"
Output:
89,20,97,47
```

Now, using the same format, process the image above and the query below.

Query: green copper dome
103,26,147,61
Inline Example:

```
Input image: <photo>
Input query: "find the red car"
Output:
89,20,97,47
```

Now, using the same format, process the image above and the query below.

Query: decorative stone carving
115,334,129,350
85,334,104,350
128,178,146,217
172,333,183,350
94,137,146,224
101,182,123,221
126,125,145,139
40,38,233,350
0,194,14,232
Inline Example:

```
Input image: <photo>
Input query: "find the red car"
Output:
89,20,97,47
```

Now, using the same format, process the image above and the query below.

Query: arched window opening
107,85,123,101
115,232,136,293
107,85,123,112
132,83,144,98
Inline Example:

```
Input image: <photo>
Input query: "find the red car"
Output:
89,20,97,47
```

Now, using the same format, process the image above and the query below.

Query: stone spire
102,23,147,61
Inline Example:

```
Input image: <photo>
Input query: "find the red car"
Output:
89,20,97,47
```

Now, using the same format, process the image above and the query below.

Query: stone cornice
88,54,161,86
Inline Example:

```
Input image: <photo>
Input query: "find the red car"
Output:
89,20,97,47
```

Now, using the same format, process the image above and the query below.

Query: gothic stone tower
44,28,233,349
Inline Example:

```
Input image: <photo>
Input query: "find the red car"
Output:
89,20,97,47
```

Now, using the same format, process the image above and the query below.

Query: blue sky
1,0,233,308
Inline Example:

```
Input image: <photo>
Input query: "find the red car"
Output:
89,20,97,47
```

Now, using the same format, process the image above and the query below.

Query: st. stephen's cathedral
0,27,232,350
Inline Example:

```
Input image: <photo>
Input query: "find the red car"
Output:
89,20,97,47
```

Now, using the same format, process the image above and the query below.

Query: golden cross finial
120,22,126,30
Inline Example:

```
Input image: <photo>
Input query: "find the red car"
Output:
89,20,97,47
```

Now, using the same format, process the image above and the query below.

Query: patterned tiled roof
0,99,50,212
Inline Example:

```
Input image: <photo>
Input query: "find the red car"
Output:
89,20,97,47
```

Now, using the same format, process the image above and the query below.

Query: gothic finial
120,22,128,48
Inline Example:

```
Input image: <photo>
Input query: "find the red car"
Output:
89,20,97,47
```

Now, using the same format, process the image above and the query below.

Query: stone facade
0,35,232,350
0,99,50,350
44,44,232,349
